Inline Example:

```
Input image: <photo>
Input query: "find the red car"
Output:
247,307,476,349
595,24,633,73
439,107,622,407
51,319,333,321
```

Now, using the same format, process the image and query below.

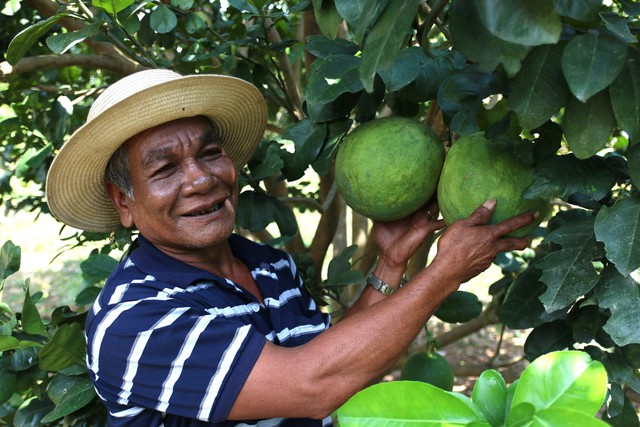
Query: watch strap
367,273,404,296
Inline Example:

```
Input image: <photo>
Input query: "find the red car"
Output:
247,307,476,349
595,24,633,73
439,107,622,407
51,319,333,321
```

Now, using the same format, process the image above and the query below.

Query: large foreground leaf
594,266,640,346
508,43,568,130
509,350,607,418
561,33,628,102
335,381,489,426
476,0,561,47
537,215,605,311
563,91,616,159
595,195,640,276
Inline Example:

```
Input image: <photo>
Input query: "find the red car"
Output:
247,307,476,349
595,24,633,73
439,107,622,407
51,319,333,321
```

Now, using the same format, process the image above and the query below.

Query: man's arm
229,199,537,421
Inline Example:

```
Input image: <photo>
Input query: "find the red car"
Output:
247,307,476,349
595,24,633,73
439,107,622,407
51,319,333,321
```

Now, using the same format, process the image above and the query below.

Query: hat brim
46,74,267,233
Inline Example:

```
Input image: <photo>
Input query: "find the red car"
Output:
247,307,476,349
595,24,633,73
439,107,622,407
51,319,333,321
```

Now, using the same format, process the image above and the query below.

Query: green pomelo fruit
400,352,455,391
335,117,445,221
437,132,549,238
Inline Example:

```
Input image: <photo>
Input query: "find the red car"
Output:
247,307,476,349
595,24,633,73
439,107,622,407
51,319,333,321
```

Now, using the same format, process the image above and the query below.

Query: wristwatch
367,273,404,296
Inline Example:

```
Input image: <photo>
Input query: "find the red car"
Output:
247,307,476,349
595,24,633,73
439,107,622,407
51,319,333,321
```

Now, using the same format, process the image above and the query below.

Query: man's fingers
466,199,496,226
492,210,539,237
495,237,530,253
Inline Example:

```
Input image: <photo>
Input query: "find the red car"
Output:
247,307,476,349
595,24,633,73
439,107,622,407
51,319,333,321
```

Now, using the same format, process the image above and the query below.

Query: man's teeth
187,202,223,216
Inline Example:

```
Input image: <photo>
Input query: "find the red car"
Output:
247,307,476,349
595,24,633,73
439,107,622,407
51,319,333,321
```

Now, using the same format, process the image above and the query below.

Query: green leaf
563,91,616,159
554,0,602,22
524,321,573,361
524,154,615,202
449,0,529,76
170,0,193,10
537,215,605,311
601,13,637,44
15,143,53,179
594,266,640,346
472,370,507,427
312,0,342,38
400,49,466,102
438,66,506,135
227,0,259,14
508,43,568,130
6,14,69,65
0,240,20,281
13,397,55,427
306,54,363,122
0,336,20,352
38,323,86,371
476,0,562,46
46,23,101,55
271,197,298,238
150,4,177,34
92,0,133,14
501,263,550,329
610,47,640,142
335,0,388,44
377,47,425,92
327,245,361,286
509,350,607,419
22,289,46,336
305,35,359,58
247,140,284,181
281,120,328,181
236,191,275,232
594,195,640,276
335,381,489,426
359,0,420,93
80,253,118,285
42,374,95,423
2,347,40,372
561,33,628,102
514,407,611,426
0,368,16,406
434,291,482,323
627,143,640,189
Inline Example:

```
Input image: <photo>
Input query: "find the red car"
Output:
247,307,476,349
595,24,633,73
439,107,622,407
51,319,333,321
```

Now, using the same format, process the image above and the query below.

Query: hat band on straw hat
46,69,268,233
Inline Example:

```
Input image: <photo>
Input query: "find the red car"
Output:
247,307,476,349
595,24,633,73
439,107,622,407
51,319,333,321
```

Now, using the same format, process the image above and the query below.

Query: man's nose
182,162,215,194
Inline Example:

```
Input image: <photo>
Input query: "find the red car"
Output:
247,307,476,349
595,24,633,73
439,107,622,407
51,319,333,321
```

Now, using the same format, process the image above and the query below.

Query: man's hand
433,198,538,284
371,197,446,271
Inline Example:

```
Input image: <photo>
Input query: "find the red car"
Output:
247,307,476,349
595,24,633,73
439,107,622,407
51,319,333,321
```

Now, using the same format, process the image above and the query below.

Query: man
46,69,537,426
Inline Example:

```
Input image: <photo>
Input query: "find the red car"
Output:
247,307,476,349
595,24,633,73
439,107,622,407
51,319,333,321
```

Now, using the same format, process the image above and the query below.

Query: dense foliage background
2,0,640,425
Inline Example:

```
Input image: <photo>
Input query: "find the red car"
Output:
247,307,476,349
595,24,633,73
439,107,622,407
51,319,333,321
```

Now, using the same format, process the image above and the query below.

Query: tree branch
1,54,143,78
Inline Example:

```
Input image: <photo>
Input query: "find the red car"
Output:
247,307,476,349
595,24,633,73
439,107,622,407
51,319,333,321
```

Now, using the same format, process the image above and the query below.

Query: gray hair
105,144,135,200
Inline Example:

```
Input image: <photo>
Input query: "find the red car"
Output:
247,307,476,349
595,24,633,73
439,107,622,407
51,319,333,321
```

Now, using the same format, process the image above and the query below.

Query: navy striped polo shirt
85,234,332,426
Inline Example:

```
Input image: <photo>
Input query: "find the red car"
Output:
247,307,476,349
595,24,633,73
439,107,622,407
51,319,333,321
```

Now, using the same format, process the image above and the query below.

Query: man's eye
153,164,175,176
201,148,222,158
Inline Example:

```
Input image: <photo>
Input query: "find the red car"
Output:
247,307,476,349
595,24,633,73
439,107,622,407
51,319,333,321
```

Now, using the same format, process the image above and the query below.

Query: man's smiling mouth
183,201,225,217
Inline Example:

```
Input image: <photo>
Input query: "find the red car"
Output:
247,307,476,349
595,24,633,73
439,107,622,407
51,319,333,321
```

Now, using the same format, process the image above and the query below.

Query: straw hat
46,69,267,232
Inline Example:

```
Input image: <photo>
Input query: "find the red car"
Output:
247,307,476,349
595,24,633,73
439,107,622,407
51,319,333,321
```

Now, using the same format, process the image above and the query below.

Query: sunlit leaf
561,33,627,102
80,253,118,285
449,0,529,76
594,194,640,276
472,370,507,427
38,323,85,371
563,91,616,159
537,215,605,311
476,0,562,46
335,381,489,426
46,23,101,54
0,240,20,281
22,289,46,336
508,43,568,130
359,0,420,92
6,14,69,65
509,350,607,418
610,48,640,142
594,266,640,346
92,0,133,14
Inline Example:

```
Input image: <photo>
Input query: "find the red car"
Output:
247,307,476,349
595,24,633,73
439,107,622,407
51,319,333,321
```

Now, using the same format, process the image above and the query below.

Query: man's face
109,116,238,255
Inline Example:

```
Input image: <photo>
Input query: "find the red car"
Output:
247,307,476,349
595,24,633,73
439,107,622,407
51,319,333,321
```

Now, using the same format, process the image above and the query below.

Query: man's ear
105,182,134,228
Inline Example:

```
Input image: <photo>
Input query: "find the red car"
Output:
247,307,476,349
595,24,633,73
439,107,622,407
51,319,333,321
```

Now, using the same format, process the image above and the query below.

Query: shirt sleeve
86,296,266,422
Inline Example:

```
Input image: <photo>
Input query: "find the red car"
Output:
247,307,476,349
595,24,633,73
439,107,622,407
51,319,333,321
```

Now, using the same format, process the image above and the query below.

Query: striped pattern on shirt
85,234,332,427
